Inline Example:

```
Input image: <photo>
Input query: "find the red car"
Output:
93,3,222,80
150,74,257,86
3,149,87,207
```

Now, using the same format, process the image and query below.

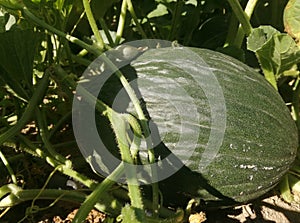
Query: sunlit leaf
247,26,300,81
147,3,168,18
0,12,9,33
284,0,300,42
247,26,280,52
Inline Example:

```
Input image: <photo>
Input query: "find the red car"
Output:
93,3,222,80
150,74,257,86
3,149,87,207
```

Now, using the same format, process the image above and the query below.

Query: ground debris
205,195,300,223
38,209,106,223
189,211,207,223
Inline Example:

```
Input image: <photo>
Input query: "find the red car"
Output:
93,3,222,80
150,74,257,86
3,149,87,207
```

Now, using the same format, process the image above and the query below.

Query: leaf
247,26,280,52
247,25,300,81
147,3,168,18
0,29,41,100
0,12,9,33
284,0,300,42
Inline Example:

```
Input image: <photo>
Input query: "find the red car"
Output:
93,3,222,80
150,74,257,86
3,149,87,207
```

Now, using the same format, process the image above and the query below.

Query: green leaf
147,3,168,18
0,29,41,100
284,0,300,42
247,26,300,85
247,26,280,52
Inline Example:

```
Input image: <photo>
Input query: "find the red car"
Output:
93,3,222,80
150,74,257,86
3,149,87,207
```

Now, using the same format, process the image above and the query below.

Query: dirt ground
205,195,300,223
34,194,300,223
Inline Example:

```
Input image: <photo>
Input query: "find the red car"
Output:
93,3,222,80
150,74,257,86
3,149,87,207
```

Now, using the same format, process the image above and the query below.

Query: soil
30,194,300,223
205,194,300,223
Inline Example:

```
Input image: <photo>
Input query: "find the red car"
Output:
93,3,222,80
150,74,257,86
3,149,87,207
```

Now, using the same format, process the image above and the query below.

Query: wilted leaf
247,26,300,83
0,29,41,100
284,0,300,42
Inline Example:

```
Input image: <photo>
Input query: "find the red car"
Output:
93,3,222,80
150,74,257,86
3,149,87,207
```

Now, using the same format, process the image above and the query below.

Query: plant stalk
0,150,17,184
292,78,300,129
100,51,160,217
82,0,105,50
36,108,67,164
126,0,147,39
227,0,257,48
0,70,49,146
115,0,127,45
72,163,125,223
168,0,184,40
99,17,115,46
22,7,102,56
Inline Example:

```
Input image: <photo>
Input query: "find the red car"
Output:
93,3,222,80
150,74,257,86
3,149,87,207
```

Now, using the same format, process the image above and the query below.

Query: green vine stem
110,113,145,221
54,65,146,218
82,0,105,50
227,0,257,48
234,0,258,47
70,6,86,35
55,55,158,217
126,0,147,39
99,17,115,46
0,70,49,146
279,175,294,203
36,108,67,164
72,163,126,223
22,7,102,56
227,0,253,35
124,114,142,161
100,54,160,216
18,134,96,189
224,13,239,47
17,134,124,215
0,150,17,184
0,184,119,214
168,0,184,41
53,66,111,115
292,78,300,129
111,188,177,219
115,0,127,45
29,166,60,213
262,69,278,91
48,110,72,139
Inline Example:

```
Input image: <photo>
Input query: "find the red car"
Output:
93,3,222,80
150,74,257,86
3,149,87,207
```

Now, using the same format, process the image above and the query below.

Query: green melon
88,46,298,207
125,46,298,206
